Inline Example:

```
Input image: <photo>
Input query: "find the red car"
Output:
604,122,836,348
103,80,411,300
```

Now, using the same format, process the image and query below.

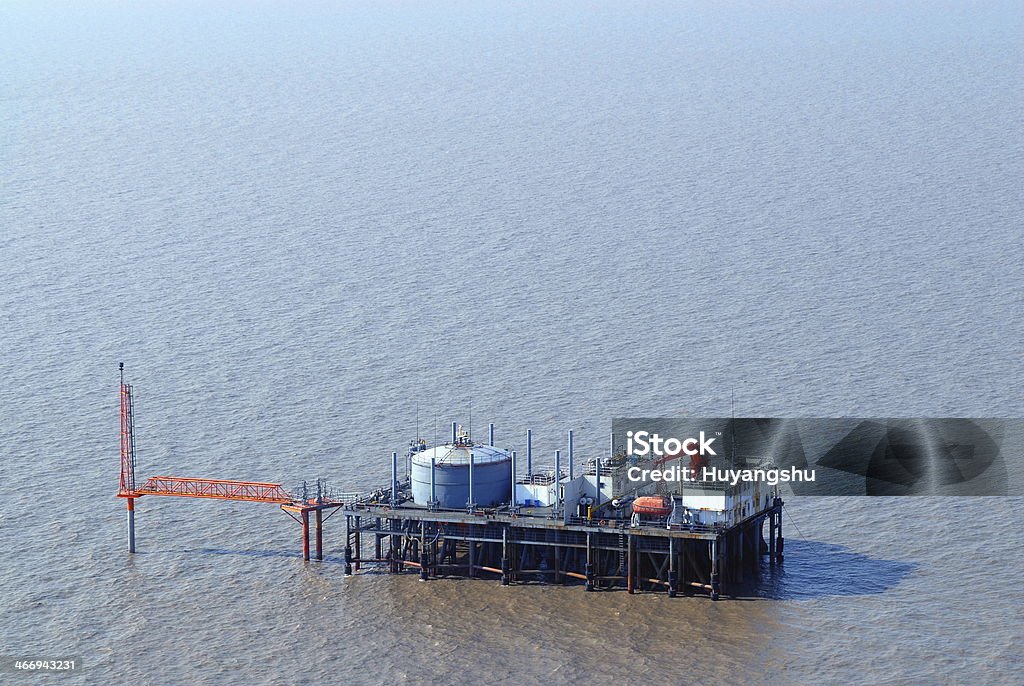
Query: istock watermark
626,430,718,457
612,418,1024,496
626,464,816,487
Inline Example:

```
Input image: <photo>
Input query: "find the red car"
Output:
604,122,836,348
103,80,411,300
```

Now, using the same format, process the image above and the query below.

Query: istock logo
626,430,717,457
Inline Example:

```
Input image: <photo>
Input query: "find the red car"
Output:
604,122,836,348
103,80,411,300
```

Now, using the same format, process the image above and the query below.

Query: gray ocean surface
1,1,1023,683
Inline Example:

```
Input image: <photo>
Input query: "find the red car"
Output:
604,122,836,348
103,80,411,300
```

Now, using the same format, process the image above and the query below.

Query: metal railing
518,469,564,485
583,463,617,477
564,514,722,533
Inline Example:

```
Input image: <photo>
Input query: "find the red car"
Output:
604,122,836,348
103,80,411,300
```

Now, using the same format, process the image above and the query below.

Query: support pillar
668,537,677,597
501,526,510,586
774,499,782,565
431,529,438,577
553,539,561,584
508,535,517,584
344,515,353,575
585,531,594,591
301,510,310,562
776,506,785,563
682,540,692,595
375,517,382,561
315,509,323,561
419,522,428,581
390,518,398,573
627,534,635,594
126,498,136,554
710,537,720,601
354,516,361,571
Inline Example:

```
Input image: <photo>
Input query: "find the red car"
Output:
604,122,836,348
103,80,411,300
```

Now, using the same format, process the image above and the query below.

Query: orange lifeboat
632,496,672,517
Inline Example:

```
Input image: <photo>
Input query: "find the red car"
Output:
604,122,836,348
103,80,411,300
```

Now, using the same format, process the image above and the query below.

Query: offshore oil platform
117,367,784,600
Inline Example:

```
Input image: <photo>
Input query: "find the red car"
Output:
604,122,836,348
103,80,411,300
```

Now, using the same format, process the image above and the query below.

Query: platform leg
301,510,310,561
354,516,361,571
553,540,561,584
710,537,720,601
315,509,323,561
344,516,353,575
668,538,677,597
501,526,510,586
126,498,136,554
627,534,635,594
585,532,594,591
776,506,785,563
420,523,428,581
389,519,398,573
375,517,382,561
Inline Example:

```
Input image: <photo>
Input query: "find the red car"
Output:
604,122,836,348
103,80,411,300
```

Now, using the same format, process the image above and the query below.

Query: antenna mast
119,362,137,495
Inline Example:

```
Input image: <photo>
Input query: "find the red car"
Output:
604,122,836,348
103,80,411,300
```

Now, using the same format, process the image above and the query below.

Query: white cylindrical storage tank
411,444,512,508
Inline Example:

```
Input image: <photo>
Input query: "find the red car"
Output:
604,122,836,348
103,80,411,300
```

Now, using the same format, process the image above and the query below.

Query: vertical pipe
526,429,533,477
568,430,574,480
430,457,437,509
451,421,457,445
488,422,495,447
315,509,323,561
510,451,517,506
126,498,136,554
468,449,475,510
554,450,561,513
301,510,310,561
609,432,615,458
391,451,398,507
389,454,397,507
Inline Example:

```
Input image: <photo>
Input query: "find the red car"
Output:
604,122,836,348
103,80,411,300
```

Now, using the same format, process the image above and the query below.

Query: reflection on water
745,539,917,600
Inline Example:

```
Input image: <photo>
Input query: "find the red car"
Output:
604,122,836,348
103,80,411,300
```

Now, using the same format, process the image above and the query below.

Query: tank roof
412,444,511,466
